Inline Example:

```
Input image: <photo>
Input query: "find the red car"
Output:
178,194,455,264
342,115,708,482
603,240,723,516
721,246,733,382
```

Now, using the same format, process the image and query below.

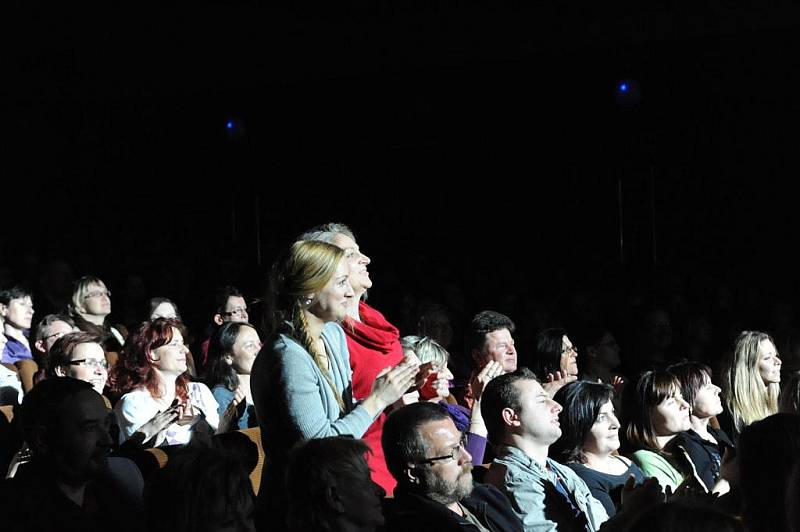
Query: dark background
5,4,800,361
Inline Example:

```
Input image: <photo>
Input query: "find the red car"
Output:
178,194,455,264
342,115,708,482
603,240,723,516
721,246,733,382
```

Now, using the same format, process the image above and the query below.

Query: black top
383,483,524,532
567,457,646,516
670,426,734,492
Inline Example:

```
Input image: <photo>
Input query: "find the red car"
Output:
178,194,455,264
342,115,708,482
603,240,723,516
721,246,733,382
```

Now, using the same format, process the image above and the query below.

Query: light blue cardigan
252,322,377,498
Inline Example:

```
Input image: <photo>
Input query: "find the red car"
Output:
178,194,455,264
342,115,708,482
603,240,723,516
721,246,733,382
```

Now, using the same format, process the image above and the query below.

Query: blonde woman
68,276,127,364
401,335,500,464
720,330,781,440
251,240,418,530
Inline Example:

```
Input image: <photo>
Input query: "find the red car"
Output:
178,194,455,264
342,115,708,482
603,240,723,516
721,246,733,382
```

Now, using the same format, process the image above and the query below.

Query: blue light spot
226,121,234,129
619,83,628,93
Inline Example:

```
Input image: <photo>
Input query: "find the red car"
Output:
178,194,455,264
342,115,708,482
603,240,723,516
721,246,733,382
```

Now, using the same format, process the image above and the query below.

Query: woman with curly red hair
111,318,219,446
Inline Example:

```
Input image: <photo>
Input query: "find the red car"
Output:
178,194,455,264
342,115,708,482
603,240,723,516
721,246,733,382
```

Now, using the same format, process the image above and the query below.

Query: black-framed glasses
41,331,68,343
66,358,109,369
413,434,468,465
220,307,248,318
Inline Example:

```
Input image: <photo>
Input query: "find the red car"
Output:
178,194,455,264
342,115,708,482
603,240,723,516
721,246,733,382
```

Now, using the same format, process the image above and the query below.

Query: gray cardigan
252,322,376,504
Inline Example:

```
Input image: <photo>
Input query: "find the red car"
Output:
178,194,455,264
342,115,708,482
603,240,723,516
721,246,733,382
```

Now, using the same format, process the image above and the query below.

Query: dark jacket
671,427,734,492
383,483,524,532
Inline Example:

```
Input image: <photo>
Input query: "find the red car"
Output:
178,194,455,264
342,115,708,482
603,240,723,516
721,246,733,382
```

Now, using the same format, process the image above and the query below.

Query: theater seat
215,427,265,495
125,427,266,496
0,405,13,424
14,360,38,394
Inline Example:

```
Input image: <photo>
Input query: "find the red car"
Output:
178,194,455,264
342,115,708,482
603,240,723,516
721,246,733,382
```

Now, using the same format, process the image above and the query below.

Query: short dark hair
465,311,515,360
286,436,375,532
34,314,75,343
382,402,451,485
480,367,537,444
667,361,713,409
21,377,95,450
0,286,32,306
46,332,104,378
213,285,244,315
144,438,255,532
531,327,567,381
551,381,615,463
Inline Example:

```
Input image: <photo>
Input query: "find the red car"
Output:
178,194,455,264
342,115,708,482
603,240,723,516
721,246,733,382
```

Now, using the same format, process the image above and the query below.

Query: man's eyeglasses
414,434,468,465
561,345,578,355
41,331,68,343
85,290,111,299
66,358,109,370
220,307,248,318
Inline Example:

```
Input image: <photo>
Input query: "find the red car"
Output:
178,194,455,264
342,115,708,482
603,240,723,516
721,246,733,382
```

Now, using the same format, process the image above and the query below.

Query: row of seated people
3,371,799,532
2,222,797,531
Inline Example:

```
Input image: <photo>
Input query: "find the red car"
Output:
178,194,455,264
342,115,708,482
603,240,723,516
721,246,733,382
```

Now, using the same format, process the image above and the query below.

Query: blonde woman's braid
291,300,346,413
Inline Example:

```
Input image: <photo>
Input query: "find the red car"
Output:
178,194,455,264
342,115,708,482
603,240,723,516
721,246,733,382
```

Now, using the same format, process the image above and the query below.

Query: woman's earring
303,297,314,307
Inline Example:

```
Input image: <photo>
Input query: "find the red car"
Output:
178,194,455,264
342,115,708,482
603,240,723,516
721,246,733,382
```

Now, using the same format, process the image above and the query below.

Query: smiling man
481,368,610,532
455,310,518,410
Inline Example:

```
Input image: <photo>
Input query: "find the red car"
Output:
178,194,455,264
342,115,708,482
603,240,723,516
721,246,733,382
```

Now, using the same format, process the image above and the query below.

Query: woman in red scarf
299,223,405,494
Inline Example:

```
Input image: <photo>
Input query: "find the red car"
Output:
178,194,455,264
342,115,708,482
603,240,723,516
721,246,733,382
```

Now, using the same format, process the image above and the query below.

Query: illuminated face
757,339,782,385
1,295,34,330
481,328,517,373
307,258,354,324
583,400,621,457
415,418,474,505
57,342,108,394
330,233,372,297
219,296,248,323
560,335,579,377
81,283,111,318
691,373,723,419
652,390,691,437
39,320,76,353
150,302,178,320
515,379,563,445
230,326,261,375
150,327,189,376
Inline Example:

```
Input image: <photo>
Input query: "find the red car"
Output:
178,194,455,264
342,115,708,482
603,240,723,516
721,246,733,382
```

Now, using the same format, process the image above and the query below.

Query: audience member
68,276,127,364
144,438,256,532
738,413,800,532
527,327,581,395
481,368,610,530
381,401,524,532
456,310,520,409
112,318,219,446
668,361,734,494
203,321,260,430
252,240,417,530
197,285,249,368
1,286,35,364
286,436,385,532
0,378,144,532
401,335,497,464
623,370,692,494
46,332,108,394
720,330,781,440
299,222,407,494
550,380,645,516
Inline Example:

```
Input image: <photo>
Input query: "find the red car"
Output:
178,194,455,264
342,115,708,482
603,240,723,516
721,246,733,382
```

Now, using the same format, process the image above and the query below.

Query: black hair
465,310,515,360
551,381,615,463
480,367,537,444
